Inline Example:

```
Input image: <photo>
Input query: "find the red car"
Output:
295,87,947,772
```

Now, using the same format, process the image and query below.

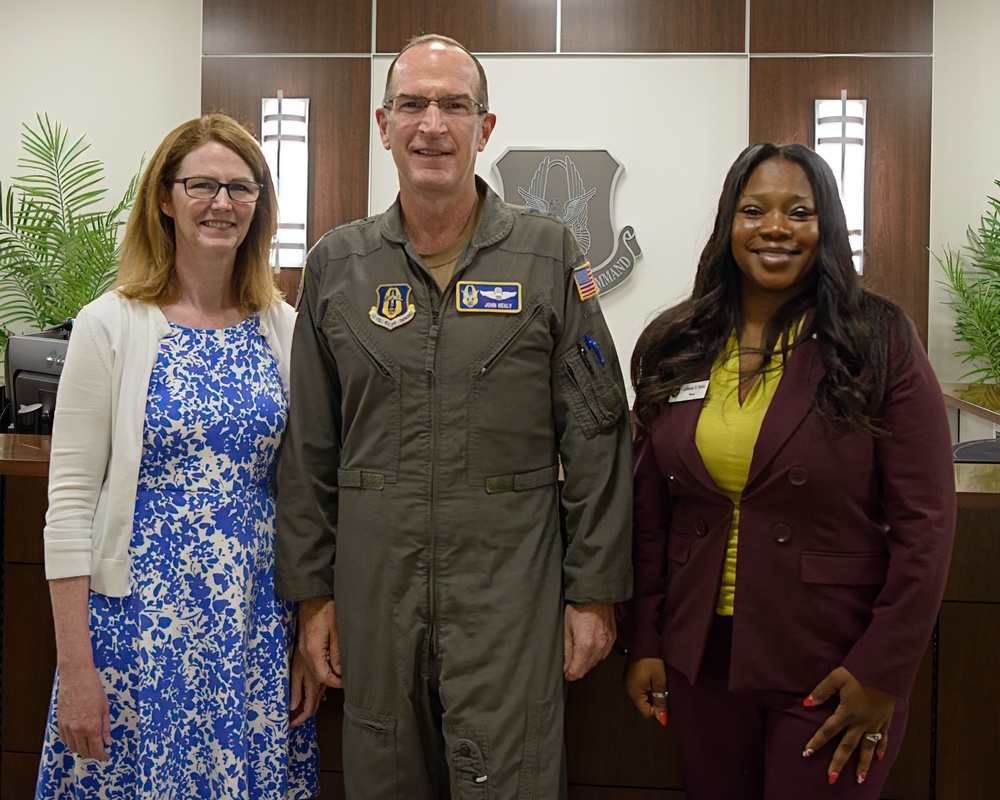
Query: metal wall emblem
493,149,641,294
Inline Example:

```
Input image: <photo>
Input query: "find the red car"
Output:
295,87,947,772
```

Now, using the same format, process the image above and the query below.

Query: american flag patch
573,262,599,301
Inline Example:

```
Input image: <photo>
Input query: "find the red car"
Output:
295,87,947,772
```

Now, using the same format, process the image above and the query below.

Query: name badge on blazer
669,380,709,403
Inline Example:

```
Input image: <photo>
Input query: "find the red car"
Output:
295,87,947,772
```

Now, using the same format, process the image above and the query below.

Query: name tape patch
456,281,522,313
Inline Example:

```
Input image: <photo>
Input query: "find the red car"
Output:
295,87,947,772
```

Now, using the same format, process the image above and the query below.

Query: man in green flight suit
275,33,632,799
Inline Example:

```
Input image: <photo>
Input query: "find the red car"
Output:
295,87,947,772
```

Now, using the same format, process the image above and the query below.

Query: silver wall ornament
493,149,641,294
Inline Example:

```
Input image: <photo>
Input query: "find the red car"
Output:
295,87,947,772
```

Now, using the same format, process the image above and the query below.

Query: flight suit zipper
426,298,441,658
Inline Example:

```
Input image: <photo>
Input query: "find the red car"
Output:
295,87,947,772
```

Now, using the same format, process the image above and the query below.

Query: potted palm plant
0,113,140,357
937,179,1000,386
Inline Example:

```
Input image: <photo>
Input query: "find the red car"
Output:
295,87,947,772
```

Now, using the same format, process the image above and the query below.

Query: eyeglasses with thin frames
382,94,488,118
173,177,263,203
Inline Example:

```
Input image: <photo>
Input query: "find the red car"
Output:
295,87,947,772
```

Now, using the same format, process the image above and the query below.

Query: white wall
929,0,1000,381
0,0,202,217
371,55,748,375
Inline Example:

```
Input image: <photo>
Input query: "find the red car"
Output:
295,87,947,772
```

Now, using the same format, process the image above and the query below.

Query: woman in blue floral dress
36,114,320,799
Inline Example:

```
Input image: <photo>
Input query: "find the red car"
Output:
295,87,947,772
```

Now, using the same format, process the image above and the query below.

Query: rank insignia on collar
369,284,416,330
455,281,522,313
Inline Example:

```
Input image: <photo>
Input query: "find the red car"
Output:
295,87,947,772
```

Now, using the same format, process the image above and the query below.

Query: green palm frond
936,179,1000,383
0,113,140,356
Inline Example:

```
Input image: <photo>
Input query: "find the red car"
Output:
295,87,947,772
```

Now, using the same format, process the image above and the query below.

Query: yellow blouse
695,324,799,615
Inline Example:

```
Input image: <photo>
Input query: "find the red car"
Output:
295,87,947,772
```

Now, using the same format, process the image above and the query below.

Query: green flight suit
276,180,632,799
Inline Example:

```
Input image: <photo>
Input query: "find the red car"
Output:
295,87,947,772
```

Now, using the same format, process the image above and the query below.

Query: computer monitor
3,329,71,435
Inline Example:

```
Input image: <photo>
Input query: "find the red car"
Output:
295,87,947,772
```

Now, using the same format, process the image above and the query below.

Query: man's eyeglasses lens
175,177,262,203
385,95,485,117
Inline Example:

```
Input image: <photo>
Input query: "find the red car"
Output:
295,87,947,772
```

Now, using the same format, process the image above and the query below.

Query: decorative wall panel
750,0,933,54
202,56,370,300
203,0,369,54
375,0,557,54
562,0,745,53
749,57,933,341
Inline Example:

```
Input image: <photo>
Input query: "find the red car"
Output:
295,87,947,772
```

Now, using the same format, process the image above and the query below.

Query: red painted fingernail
657,711,668,726
858,772,867,784
828,772,839,785
802,695,815,707
877,751,885,761
802,748,814,757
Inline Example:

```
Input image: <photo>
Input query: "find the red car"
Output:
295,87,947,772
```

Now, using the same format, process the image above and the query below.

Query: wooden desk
1,434,52,794
0,434,50,478
941,382,1000,426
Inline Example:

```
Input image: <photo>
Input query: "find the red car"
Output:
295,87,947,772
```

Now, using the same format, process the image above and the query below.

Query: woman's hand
624,657,669,726
289,646,326,728
801,666,895,785
56,664,111,761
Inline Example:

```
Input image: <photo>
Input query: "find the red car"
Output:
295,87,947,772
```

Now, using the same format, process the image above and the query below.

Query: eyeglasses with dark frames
173,177,263,203
382,94,488,118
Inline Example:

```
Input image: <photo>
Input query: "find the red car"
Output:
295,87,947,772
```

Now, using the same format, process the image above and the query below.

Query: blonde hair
116,114,281,311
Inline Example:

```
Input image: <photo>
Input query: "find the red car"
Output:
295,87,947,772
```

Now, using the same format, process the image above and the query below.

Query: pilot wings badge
493,149,641,294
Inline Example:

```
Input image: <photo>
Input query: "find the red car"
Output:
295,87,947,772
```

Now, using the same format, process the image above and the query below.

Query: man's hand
297,596,343,689
289,647,326,728
563,602,615,681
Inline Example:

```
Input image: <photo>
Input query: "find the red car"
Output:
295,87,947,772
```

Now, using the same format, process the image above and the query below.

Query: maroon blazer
619,319,956,698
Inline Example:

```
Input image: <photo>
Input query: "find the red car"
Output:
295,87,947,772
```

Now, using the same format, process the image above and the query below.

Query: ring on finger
650,691,668,699
864,732,883,744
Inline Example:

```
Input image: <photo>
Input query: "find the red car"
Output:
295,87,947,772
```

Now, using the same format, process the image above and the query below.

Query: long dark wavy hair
631,142,910,434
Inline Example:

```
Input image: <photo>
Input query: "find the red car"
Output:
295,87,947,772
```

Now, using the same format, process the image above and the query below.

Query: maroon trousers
666,616,909,800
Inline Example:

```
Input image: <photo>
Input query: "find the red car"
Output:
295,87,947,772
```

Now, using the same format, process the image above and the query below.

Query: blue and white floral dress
36,315,319,799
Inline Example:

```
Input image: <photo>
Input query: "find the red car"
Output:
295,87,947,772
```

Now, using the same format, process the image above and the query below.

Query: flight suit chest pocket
559,329,624,439
466,302,554,486
326,292,402,482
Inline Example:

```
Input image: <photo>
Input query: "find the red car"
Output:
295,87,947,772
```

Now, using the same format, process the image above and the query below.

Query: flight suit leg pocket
445,726,494,800
343,700,399,799
516,697,563,800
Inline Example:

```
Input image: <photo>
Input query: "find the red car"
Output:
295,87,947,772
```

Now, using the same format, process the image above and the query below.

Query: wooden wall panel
375,0,557,54
566,655,683,789
318,770,346,798
943,507,1000,603
1,564,55,754
561,0,745,53
202,57,371,270
749,57,933,342
203,0,370,54
881,645,933,799
569,789,684,800
936,602,1000,800
2,751,44,800
3,475,46,563
750,0,933,54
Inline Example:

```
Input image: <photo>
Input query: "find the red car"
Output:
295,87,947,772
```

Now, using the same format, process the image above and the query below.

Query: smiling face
375,41,496,202
731,157,820,305
159,140,257,268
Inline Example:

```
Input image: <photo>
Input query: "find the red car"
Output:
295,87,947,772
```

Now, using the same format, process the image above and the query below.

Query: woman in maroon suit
620,142,955,798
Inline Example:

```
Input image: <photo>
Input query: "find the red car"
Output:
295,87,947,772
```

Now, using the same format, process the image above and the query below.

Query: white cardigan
43,290,296,596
